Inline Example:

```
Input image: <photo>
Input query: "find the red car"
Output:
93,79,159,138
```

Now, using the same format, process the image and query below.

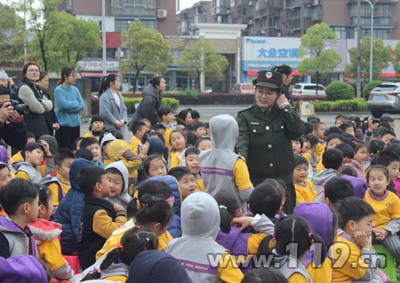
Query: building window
112,0,156,16
115,19,156,32
171,49,184,59
361,28,390,39
331,26,355,39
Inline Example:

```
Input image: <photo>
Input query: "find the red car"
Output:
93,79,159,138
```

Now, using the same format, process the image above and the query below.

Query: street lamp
362,0,380,82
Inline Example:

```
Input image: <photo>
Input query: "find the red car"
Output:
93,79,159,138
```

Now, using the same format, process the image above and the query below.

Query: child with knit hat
0,70,17,100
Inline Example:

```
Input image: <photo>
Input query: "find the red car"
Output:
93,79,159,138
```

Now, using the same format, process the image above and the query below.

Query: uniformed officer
236,70,306,214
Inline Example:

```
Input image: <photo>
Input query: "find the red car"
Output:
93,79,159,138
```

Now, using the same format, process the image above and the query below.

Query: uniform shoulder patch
237,105,254,114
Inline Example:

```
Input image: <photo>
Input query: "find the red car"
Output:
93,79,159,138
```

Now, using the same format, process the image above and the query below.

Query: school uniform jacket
78,196,126,270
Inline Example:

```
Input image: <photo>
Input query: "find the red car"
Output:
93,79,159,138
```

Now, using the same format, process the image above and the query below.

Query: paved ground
81,105,400,139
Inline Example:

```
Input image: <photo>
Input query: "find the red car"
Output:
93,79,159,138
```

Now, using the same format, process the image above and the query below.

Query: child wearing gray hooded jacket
105,161,131,207
199,114,254,213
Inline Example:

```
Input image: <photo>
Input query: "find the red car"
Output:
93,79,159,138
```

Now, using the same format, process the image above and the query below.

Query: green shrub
123,97,179,114
314,98,367,112
325,81,354,101
363,80,383,100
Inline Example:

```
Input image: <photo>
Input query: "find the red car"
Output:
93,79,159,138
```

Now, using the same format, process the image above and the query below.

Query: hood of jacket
210,114,238,150
293,203,333,248
342,175,368,199
314,168,337,185
108,140,131,162
142,84,159,99
181,191,220,239
147,137,166,156
69,158,98,191
105,161,129,193
294,203,333,268
215,225,242,250
27,218,62,245
145,175,181,217
0,255,48,283
0,146,7,164
100,133,116,148
37,135,58,155
127,250,193,283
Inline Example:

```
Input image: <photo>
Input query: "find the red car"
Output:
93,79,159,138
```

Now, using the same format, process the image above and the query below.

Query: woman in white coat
98,74,128,139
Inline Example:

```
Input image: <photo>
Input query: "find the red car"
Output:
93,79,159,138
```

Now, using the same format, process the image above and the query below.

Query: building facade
209,0,400,40
176,1,213,36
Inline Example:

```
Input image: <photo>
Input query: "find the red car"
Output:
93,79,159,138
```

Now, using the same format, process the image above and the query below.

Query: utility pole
102,0,107,76
356,0,361,98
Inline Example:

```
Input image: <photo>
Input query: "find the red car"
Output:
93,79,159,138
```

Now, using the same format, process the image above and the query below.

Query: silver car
292,83,326,96
367,82,400,118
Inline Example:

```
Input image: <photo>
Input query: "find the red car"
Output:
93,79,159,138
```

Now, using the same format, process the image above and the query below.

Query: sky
179,0,210,11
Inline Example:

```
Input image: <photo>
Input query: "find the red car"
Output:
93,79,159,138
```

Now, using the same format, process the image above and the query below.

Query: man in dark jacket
130,77,165,127
0,85,27,150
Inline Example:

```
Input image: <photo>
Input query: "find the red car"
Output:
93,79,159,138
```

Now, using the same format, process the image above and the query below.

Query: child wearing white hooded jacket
105,161,131,207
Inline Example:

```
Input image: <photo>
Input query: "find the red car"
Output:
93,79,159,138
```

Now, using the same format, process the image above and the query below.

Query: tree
298,23,341,95
121,19,174,93
0,3,24,60
179,39,228,91
345,36,392,80
11,0,101,72
63,17,101,66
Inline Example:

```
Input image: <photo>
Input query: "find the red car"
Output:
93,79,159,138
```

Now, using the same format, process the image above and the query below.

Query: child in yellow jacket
74,226,157,283
28,184,74,281
40,149,75,214
96,179,175,261
14,141,55,184
293,156,317,205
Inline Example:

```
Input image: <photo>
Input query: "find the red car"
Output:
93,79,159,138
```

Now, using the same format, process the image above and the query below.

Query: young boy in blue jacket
54,158,98,255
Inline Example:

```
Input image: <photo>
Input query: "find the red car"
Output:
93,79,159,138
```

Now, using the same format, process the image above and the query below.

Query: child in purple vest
0,179,38,258
214,186,278,275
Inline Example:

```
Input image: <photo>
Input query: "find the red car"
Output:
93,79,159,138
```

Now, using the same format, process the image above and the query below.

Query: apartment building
209,0,400,40
176,1,213,35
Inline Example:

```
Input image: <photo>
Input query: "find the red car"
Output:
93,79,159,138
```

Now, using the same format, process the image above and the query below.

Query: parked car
292,83,326,96
367,82,400,118
289,85,295,95
231,83,255,94
204,87,212,94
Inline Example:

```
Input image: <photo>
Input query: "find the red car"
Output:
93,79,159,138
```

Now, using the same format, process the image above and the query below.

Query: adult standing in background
130,77,166,127
54,67,85,150
16,62,53,139
236,70,306,214
271,65,293,103
98,74,127,139
37,71,60,136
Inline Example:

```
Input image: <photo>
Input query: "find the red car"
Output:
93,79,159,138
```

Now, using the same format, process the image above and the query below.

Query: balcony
258,0,268,9
236,0,250,7
215,5,229,14
255,9,268,18
194,13,207,23
66,0,72,12
273,0,282,9
311,5,321,21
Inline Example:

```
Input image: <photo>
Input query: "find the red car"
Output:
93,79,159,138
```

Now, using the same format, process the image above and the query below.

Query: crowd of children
1,99,400,283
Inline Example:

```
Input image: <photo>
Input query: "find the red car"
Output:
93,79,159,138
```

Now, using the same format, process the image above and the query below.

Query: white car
292,83,326,96
204,87,212,94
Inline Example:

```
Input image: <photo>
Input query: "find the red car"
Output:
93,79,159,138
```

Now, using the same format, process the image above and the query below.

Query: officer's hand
276,94,288,107
8,77,14,86
0,102,13,123
9,110,23,124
